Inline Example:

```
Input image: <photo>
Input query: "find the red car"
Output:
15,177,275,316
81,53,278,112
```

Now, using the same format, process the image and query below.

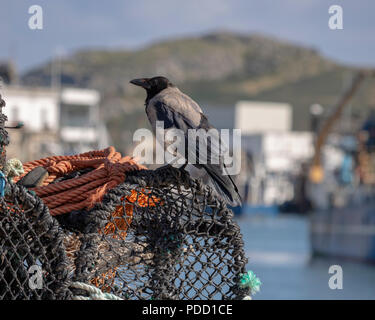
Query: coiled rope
71,282,123,300
14,146,146,216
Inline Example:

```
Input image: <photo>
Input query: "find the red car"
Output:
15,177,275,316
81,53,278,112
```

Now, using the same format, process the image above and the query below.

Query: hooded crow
130,76,241,207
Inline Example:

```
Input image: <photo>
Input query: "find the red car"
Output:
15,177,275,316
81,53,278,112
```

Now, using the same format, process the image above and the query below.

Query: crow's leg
166,156,187,170
155,158,187,176
156,163,174,171
179,161,188,171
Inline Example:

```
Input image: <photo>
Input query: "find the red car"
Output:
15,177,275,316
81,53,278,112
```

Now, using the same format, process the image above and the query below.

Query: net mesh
0,94,250,300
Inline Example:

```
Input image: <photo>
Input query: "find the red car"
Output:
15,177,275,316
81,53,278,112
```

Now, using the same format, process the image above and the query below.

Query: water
237,214,375,299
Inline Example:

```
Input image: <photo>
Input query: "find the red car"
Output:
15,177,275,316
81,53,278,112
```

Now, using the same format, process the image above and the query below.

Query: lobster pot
0,184,71,299
1,166,250,300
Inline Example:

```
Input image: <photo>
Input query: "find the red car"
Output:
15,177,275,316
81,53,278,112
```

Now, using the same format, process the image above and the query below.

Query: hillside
22,31,370,152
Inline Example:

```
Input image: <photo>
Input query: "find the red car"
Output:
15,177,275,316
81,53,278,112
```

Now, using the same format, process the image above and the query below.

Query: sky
0,0,374,73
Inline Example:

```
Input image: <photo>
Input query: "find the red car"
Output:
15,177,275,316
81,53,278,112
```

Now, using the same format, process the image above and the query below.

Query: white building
243,132,314,205
2,86,59,132
204,101,314,206
2,85,110,159
243,132,314,173
204,100,292,133
235,101,292,134
59,88,110,153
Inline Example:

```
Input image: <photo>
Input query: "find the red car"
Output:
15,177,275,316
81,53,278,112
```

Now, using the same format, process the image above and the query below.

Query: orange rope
14,146,147,216
13,146,162,290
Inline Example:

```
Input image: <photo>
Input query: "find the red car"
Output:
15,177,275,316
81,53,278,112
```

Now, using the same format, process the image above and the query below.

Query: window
60,104,91,127
41,108,49,130
11,106,19,122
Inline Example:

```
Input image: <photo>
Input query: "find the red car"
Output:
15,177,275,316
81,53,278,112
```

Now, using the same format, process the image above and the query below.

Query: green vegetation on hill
22,31,372,152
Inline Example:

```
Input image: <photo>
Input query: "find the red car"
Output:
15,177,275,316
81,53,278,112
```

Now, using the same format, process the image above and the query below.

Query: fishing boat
308,70,375,262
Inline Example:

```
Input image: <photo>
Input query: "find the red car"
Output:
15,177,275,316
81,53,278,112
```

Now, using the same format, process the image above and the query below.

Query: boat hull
310,203,375,262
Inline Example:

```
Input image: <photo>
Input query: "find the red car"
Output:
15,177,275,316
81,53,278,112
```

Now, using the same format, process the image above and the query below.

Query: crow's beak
130,78,150,89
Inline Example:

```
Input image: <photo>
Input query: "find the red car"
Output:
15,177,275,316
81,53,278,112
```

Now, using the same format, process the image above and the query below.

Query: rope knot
3,158,24,180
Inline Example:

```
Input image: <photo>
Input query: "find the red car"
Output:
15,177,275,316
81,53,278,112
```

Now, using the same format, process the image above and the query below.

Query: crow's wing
153,86,204,116
147,88,241,206
147,95,224,166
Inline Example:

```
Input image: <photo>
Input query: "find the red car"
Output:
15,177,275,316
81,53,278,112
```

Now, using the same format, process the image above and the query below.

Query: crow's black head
130,76,173,103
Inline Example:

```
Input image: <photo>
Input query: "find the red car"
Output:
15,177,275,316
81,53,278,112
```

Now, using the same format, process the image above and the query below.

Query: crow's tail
203,163,242,207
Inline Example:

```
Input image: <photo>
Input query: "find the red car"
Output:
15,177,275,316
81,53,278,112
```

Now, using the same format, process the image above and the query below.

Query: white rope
71,281,123,300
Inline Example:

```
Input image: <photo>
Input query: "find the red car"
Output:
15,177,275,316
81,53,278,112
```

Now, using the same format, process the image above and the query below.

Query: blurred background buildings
1,0,375,299
0,62,110,161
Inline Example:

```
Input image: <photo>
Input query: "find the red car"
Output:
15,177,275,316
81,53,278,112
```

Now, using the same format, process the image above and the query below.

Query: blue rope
0,171,6,197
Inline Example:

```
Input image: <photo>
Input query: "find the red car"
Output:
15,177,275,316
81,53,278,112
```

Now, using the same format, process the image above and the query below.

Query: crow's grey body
146,87,202,130
131,77,241,207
